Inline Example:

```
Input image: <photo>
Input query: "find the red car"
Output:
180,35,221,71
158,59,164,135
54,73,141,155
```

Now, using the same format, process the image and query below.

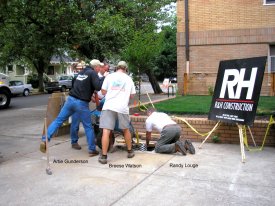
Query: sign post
208,57,267,162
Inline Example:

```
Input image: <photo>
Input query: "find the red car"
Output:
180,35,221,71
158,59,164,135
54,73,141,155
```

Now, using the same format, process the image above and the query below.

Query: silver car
9,80,33,96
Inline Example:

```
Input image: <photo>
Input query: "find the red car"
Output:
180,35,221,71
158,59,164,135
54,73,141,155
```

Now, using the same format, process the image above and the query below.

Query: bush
212,135,220,143
27,74,39,88
208,86,214,96
27,74,50,88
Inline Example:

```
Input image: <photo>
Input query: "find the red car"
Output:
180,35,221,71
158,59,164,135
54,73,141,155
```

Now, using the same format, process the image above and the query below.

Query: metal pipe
184,0,190,96
185,0,190,61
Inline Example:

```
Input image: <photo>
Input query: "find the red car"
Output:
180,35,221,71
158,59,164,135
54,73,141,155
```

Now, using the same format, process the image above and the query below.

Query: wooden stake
237,124,246,163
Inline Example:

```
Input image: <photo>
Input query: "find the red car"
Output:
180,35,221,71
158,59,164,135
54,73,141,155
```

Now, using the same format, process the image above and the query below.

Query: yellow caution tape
244,114,275,151
138,101,148,112
174,116,219,137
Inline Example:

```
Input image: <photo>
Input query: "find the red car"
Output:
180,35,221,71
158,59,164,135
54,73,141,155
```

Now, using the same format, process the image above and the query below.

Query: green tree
0,1,92,91
0,0,175,92
123,31,163,93
155,21,177,81
122,4,176,94
77,0,176,60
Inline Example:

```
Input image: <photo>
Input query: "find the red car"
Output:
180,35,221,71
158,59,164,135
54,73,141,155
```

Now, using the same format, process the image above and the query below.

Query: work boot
89,150,99,157
184,139,195,154
127,149,135,158
175,141,187,155
98,154,107,164
71,143,81,150
40,141,46,153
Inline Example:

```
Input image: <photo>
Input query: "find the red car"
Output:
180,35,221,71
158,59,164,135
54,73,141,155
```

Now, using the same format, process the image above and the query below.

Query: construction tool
45,118,52,175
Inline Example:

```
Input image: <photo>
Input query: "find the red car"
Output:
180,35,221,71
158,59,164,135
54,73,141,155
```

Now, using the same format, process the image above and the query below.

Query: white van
0,73,12,109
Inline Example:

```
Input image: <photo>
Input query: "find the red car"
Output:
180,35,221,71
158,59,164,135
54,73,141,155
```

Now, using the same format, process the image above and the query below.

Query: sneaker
89,150,99,157
71,143,81,150
127,149,135,158
184,139,195,154
175,141,187,155
98,155,107,164
40,141,46,153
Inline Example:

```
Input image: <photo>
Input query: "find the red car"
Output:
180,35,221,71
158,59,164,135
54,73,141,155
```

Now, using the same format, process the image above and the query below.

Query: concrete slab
113,174,275,206
1,141,275,206
0,156,148,206
113,143,275,206
1,101,275,206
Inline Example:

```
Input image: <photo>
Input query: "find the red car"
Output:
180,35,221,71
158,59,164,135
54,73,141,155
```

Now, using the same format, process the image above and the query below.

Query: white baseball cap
90,59,104,67
117,61,128,68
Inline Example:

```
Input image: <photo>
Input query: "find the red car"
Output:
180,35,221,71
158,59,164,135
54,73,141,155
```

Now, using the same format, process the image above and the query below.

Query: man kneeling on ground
145,108,195,155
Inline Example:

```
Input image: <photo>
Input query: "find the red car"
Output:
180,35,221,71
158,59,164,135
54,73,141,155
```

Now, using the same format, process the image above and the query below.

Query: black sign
208,56,267,126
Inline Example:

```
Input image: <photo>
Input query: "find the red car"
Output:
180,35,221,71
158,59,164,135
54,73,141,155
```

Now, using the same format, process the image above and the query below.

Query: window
271,57,275,73
270,46,275,73
15,81,23,86
9,81,16,86
264,0,275,5
59,76,68,80
16,65,24,75
59,75,73,80
7,65,13,72
9,81,23,86
47,66,54,75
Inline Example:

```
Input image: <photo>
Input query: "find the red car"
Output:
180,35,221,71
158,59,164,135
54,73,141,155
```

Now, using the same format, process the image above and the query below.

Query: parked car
169,77,177,83
9,80,33,96
140,73,149,82
45,75,73,94
0,73,12,109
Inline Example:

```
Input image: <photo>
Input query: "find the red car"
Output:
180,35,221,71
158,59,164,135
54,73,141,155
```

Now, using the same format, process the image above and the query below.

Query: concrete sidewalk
1,93,274,206
1,132,275,206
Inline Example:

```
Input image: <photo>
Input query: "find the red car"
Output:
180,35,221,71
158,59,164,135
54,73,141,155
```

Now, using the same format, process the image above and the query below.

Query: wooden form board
42,92,69,136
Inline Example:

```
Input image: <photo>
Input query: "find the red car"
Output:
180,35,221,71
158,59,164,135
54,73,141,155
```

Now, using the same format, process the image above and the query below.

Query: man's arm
146,131,152,146
130,94,135,99
91,70,105,91
101,89,107,96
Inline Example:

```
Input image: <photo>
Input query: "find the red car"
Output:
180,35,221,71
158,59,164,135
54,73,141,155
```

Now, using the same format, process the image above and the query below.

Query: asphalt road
0,98,47,163
8,93,50,110
5,81,174,110
3,82,153,110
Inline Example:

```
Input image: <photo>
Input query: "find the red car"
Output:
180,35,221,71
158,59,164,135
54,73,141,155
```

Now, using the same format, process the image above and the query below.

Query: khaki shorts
99,110,130,130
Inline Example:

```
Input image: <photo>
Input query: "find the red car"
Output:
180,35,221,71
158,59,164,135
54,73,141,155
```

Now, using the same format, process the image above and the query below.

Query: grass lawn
153,95,275,116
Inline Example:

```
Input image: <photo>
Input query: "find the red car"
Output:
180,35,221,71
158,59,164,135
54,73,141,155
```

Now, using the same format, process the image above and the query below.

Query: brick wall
131,115,275,147
176,0,275,95
180,44,272,95
177,0,275,32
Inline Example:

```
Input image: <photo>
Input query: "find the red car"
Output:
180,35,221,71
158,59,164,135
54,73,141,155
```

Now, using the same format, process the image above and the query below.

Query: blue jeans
70,112,80,144
42,96,96,152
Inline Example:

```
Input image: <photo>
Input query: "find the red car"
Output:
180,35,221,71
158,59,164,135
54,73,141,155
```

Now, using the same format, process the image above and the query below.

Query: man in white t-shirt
145,108,195,155
99,61,136,164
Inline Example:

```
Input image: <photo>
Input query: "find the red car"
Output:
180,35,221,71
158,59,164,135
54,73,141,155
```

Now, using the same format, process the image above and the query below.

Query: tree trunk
145,70,162,94
38,70,44,92
35,58,48,92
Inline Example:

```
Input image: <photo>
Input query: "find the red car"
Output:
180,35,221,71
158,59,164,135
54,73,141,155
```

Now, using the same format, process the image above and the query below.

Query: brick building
177,0,275,95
